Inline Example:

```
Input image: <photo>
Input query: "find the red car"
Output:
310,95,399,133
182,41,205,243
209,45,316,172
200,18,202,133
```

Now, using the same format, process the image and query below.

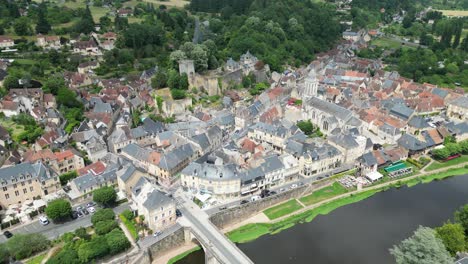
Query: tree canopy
93,186,117,206
45,199,72,221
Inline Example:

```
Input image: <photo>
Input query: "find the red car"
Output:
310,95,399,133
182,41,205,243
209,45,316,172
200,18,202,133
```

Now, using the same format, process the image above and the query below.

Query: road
0,203,130,243
137,223,182,249
176,193,253,264
205,164,354,215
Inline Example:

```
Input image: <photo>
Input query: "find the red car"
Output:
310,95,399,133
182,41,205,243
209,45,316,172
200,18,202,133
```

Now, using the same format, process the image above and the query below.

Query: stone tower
304,69,318,98
178,60,195,76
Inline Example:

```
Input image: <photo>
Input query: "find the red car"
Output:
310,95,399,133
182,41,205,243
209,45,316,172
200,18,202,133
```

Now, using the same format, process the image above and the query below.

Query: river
176,174,468,264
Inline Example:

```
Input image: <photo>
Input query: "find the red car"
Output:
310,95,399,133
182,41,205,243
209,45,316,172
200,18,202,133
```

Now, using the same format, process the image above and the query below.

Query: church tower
304,69,318,98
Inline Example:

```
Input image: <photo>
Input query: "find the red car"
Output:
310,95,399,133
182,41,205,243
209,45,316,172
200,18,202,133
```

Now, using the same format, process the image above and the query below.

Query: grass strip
263,200,303,220
300,182,348,206
425,155,468,171
119,214,139,241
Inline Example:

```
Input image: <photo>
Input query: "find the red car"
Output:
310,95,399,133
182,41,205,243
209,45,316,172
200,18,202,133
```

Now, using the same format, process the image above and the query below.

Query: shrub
121,209,134,221
91,209,115,225
74,227,90,240
46,249,80,264
95,220,118,235
6,233,50,260
59,171,78,185
77,236,109,263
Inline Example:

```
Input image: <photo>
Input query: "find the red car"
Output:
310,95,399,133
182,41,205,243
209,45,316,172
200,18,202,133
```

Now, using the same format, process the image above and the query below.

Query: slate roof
142,189,174,209
432,88,449,99
158,143,195,170
182,162,239,181
122,143,151,161
450,96,468,108
397,134,427,151
408,116,430,129
305,97,353,122
191,133,211,151
93,102,112,113
0,162,53,185
142,118,165,134
390,104,414,120
359,152,378,166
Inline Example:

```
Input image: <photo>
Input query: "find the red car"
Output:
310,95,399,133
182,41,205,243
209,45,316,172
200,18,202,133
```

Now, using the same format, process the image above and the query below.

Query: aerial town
0,0,467,263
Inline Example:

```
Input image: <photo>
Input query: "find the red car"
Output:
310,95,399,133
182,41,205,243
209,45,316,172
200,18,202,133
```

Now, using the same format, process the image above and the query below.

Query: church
301,70,362,134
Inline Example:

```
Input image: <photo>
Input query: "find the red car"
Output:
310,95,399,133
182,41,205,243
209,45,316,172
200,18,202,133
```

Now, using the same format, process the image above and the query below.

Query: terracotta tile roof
54,150,75,162
1,100,18,110
23,149,56,163
427,129,443,145
78,161,106,176
241,138,257,153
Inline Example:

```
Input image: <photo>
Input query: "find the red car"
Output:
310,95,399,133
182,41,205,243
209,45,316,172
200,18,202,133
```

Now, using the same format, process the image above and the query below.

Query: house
120,143,161,177
117,8,133,17
181,162,241,200
157,143,197,186
0,36,14,49
43,93,56,108
131,177,176,232
116,164,146,198
78,61,99,74
0,100,23,117
23,149,85,174
0,125,11,147
68,169,117,201
73,40,100,56
36,35,61,49
0,162,60,208
78,161,106,176
328,133,368,164
446,96,468,121
342,31,360,41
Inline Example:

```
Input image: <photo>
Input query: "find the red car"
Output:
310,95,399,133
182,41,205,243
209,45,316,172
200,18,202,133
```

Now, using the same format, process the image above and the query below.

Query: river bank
168,163,468,263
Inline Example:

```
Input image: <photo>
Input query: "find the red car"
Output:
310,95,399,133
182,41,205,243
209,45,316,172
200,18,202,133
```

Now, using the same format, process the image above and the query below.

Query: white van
250,195,261,202
39,216,49,225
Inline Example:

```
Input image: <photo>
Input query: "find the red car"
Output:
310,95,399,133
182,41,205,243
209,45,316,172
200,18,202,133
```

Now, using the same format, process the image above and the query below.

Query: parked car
71,211,79,219
260,189,270,198
82,209,89,215
219,206,227,211
279,188,286,192
77,211,84,218
76,206,83,211
290,184,298,189
176,209,182,217
298,182,304,186
86,202,96,208
3,231,12,239
39,216,49,225
88,207,96,213
250,195,261,202
240,200,249,204
153,231,163,237
269,191,277,196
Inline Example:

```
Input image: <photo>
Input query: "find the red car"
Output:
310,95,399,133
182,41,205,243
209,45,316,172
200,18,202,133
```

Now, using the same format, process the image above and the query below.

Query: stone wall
147,226,187,261
210,181,329,229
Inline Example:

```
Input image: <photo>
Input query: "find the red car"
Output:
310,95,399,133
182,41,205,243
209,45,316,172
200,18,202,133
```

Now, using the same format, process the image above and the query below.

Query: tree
435,222,466,256
99,16,112,31
95,220,119,235
179,73,189,90
42,75,65,95
74,6,95,34
297,120,314,135
36,3,51,34
151,70,168,89
59,171,78,185
105,229,131,254
0,244,9,264
455,204,468,235
6,233,50,260
167,69,180,89
14,17,32,36
45,199,72,221
121,209,134,221
93,187,117,206
390,226,453,264
114,16,129,31
91,209,115,225
171,89,186,100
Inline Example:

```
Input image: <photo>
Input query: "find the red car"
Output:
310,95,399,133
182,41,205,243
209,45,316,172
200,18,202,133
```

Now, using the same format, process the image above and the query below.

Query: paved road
205,164,354,215
137,223,182,249
177,194,253,264
0,203,130,243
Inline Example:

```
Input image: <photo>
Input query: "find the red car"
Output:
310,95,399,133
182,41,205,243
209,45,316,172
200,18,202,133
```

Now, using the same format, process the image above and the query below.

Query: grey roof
131,127,147,139
117,164,137,183
192,133,210,151
455,257,468,264
46,108,59,119
381,98,406,111
72,169,117,193
408,116,430,129
207,126,222,143
431,88,449,99
285,140,341,160
445,122,468,135
122,143,151,161
142,118,165,134
305,97,353,122
0,162,53,185
379,123,400,136
158,144,195,170
142,189,174,209
182,162,239,181
360,152,378,166
329,134,359,149
397,134,427,151
250,122,289,138
93,102,112,113
450,96,468,108
390,104,414,120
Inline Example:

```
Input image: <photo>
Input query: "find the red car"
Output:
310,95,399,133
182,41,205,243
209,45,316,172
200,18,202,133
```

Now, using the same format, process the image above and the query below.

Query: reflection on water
177,175,468,264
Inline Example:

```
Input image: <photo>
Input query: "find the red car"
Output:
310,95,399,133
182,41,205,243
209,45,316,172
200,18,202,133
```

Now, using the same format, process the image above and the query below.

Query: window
154,216,158,221
30,187,33,192
5,194,9,199
23,188,27,194
13,184,17,188
162,213,165,217
28,180,32,184
21,182,25,186
15,191,19,196
2,187,6,191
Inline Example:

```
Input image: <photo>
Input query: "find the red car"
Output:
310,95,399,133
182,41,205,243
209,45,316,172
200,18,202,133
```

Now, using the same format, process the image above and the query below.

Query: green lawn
371,37,416,50
263,199,303,220
167,246,201,264
300,182,348,206
0,119,25,142
119,214,138,241
420,167,468,183
26,253,47,264
425,155,468,171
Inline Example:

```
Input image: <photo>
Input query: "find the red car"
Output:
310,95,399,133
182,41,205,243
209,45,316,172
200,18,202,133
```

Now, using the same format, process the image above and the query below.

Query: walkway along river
176,174,468,264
